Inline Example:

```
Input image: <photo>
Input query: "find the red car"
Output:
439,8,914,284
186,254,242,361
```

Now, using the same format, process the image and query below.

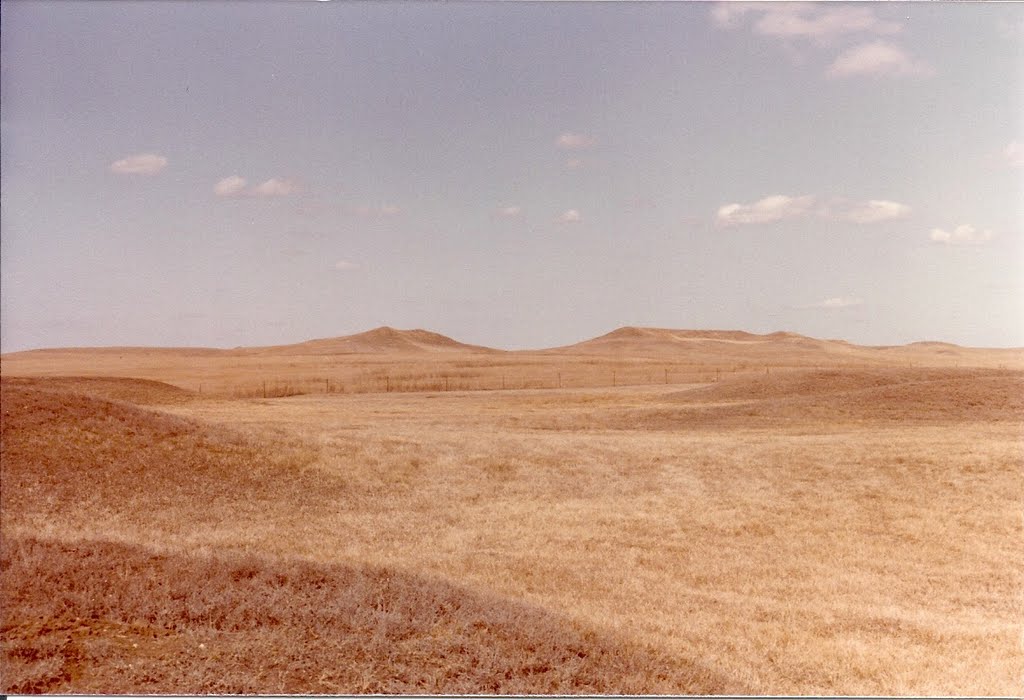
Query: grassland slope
254,326,497,355
1,376,195,405
0,381,333,536
0,381,728,694
1,536,731,694
526,367,1024,432
629,367,1024,428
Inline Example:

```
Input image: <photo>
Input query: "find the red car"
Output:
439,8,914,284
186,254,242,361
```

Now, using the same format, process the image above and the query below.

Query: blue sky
2,1,1022,351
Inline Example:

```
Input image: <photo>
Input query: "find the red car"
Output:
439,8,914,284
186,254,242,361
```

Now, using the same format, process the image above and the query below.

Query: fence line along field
2,326,1022,694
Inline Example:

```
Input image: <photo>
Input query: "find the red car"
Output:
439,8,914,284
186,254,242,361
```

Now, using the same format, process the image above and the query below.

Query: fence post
262,380,267,398
613,370,616,387
557,372,561,388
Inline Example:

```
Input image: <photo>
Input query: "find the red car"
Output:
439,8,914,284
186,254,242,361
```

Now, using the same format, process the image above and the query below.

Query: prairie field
2,328,1023,694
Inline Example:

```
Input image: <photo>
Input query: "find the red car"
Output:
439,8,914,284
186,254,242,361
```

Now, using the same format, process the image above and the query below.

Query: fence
218,364,790,399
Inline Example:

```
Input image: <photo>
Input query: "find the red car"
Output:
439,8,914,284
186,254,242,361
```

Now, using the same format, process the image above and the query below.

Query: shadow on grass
2,536,740,695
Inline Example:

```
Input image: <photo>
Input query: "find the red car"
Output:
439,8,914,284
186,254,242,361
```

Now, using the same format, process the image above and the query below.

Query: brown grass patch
1,536,728,694
626,367,1024,429
0,381,333,542
1,376,196,405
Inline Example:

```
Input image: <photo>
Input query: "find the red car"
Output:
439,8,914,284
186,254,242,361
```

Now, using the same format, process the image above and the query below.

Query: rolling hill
547,326,1023,368
251,326,498,355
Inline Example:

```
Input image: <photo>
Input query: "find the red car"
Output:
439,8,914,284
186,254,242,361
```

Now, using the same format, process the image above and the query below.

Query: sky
1,1,1022,352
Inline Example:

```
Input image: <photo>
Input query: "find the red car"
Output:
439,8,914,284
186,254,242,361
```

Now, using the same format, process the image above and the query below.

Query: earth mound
257,326,496,355
0,376,194,405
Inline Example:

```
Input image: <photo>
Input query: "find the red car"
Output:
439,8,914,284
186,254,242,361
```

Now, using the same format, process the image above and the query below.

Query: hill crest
255,326,497,355
561,326,827,351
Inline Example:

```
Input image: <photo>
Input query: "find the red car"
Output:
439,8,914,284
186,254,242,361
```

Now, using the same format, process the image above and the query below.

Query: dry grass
0,375,197,405
1,355,1022,694
2,537,724,694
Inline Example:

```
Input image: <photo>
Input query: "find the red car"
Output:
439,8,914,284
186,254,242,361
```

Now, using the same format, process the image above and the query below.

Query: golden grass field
2,327,1023,694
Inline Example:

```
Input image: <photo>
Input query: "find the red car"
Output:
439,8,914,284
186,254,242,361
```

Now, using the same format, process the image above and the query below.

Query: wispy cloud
929,224,994,245
110,152,167,175
556,209,582,224
214,175,298,198
807,296,865,309
829,199,912,224
252,178,298,197
497,205,522,218
214,175,248,198
716,194,815,226
333,259,358,270
712,4,900,43
556,132,595,150
826,41,933,78
711,5,930,80
718,195,912,226
1003,140,1024,168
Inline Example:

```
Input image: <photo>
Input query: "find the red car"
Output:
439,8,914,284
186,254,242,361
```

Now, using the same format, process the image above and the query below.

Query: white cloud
497,205,522,218
716,194,816,226
712,6,926,80
826,41,933,78
810,296,864,309
333,259,358,270
710,2,757,29
929,224,994,245
252,177,298,198
110,153,167,175
215,175,298,198
754,6,900,44
712,3,900,44
556,209,582,224
214,175,248,198
1003,140,1024,168
718,195,913,226
556,132,595,150
833,199,912,224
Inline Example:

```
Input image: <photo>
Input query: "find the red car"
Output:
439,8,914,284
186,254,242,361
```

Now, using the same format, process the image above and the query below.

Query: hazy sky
2,1,1022,351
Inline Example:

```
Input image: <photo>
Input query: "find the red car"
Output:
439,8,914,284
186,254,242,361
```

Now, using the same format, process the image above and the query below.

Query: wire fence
219,364,802,399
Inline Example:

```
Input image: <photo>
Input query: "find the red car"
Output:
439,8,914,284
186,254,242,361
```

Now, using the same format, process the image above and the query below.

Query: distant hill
2,325,1020,369
544,326,1024,368
252,326,498,355
551,326,847,357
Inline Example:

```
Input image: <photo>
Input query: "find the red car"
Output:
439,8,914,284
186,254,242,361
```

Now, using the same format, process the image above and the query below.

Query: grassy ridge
2,536,729,694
